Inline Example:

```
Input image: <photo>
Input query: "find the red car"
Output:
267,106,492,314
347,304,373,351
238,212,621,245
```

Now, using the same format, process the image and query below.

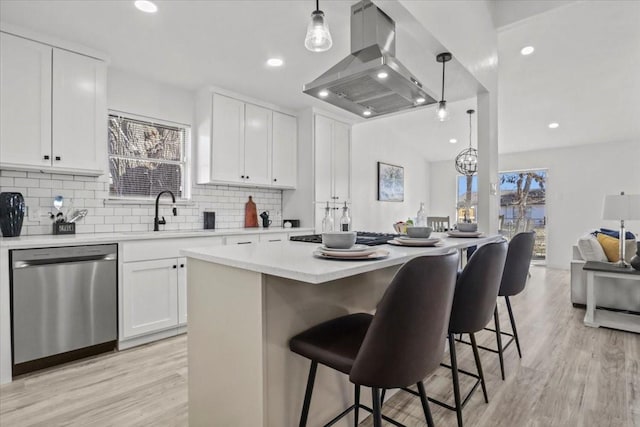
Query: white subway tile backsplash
1,174,282,235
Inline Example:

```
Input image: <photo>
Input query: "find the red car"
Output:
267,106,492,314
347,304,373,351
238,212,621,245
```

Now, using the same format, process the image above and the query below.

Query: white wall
429,140,640,269
350,119,430,233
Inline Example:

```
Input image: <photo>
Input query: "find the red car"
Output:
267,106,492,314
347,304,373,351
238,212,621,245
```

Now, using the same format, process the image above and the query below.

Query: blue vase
0,192,25,237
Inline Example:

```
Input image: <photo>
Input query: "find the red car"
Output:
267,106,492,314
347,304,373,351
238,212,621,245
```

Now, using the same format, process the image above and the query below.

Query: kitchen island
181,233,502,427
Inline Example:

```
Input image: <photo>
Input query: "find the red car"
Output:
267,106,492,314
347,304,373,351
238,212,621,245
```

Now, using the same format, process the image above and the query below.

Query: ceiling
1,0,639,159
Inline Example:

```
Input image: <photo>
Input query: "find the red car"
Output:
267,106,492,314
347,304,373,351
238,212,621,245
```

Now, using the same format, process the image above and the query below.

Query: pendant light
455,109,478,176
305,0,333,52
436,52,452,121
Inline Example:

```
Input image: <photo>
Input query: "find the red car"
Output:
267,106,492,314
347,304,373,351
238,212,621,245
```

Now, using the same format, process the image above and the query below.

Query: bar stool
289,251,459,427
481,231,535,380
428,240,508,427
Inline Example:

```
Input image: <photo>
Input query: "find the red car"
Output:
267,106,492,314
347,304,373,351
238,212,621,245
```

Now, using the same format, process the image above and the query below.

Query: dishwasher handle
13,253,117,269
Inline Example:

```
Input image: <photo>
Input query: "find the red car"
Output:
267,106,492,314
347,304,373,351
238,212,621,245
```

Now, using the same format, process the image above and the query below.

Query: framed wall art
377,162,404,202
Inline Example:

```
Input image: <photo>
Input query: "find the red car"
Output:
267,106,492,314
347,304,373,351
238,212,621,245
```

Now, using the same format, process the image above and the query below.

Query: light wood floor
1,267,638,427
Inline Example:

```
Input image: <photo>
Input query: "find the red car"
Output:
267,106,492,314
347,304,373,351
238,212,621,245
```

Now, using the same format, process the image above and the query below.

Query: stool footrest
322,401,407,427
456,335,516,354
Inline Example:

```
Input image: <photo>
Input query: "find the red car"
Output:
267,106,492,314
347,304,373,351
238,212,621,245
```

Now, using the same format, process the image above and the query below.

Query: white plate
318,247,378,257
388,238,441,247
319,244,371,252
396,236,437,243
313,249,389,261
447,231,484,238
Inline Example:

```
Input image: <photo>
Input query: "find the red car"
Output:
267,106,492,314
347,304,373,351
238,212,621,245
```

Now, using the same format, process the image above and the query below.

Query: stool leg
505,296,522,358
299,361,317,427
417,381,435,427
380,388,386,405
494,306,505,380
470,333,488,403
354,384,360,426
448,333,464,427
371,388,383,427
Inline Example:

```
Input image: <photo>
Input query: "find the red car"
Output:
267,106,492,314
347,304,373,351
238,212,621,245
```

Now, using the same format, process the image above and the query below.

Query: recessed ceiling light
363,110,372,117
449,138,457,144
318,90,329,98
520,46,535,56
548,122,559,129
377,71,388,79
416,97,426,104
134,0,157,13
266,58,284,67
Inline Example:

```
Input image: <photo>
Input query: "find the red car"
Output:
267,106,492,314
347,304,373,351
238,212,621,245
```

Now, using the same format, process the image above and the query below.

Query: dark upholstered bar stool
428,240,508,427
480,231,535,380
289,252,459,427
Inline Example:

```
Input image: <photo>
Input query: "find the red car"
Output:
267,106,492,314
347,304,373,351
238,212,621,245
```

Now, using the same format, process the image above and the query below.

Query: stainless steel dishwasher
11,244,117,376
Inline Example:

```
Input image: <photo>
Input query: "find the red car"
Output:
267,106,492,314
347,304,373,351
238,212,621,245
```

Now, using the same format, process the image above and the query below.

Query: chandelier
455,109,478,176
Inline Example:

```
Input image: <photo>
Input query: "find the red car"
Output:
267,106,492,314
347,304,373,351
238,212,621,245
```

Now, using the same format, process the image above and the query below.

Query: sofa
570,231,640,312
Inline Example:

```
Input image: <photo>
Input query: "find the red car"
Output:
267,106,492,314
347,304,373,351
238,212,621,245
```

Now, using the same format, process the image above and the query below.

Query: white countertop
0,227,314,249
181,233,504,284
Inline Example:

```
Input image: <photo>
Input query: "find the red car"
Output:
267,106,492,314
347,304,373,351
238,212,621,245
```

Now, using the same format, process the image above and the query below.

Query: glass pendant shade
436,100,449,122
305,10,332,52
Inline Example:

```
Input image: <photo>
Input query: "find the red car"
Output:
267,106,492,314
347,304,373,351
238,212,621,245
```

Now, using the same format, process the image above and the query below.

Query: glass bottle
322,202,334,232
340,202,351,232
416,202,427,227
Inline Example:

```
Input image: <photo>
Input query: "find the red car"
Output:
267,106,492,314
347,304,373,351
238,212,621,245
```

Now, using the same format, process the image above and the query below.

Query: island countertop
180,233,503,284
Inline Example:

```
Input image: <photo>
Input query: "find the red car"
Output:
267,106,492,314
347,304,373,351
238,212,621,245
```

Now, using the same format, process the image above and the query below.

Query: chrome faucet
154,190,177,231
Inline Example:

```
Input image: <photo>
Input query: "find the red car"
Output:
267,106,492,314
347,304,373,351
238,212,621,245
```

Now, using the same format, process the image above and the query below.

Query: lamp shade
602,193,640,220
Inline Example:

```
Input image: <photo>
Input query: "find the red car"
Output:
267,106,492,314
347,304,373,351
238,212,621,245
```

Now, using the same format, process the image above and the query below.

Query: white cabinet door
314,115,333,202
272,112,297,188
332,120,351,202
52,48,106,173
177,257,187,325
0,33,52,168
211,94,245,183
122,259,179,338
244,104,271,185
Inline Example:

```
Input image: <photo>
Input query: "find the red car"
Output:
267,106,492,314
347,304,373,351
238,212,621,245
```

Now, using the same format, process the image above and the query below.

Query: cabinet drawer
122,236,224,262
259,233,288,243
225,235,259,245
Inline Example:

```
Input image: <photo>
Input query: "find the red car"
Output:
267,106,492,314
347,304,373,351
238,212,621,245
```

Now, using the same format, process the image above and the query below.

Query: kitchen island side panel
187,259,265,427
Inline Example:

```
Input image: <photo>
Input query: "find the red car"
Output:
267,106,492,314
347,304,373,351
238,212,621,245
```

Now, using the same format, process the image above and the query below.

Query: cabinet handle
55,156,61,161
237,241,252,245
180,264,185,268
273,178,277,182
241,175,245,178
172,265,177,269
246,176,250,179
331,196,338,199
43,155,50,160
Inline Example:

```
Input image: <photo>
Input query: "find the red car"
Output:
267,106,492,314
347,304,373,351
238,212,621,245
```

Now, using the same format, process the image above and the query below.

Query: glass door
499,169,547,261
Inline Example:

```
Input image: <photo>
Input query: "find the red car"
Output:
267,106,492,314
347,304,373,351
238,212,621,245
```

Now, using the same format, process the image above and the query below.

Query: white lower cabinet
122,258,181,338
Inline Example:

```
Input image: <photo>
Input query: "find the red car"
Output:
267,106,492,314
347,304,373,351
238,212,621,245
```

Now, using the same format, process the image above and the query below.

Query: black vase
0,192,25,237
631,242,640,271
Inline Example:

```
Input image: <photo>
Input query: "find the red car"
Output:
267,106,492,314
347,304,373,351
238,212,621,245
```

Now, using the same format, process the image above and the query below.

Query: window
457,175,477,223
108,112,190,200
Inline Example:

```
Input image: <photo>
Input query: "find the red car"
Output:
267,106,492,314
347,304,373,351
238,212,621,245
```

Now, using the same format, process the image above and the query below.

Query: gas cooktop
289,232,400,246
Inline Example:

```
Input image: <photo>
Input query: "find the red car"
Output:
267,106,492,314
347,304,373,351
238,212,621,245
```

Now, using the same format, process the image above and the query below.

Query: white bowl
406,226,433,238
457,223,478,232
322,232,357,249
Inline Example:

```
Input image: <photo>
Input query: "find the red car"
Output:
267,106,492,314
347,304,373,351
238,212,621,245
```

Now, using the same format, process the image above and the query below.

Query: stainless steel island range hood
303,0,436,119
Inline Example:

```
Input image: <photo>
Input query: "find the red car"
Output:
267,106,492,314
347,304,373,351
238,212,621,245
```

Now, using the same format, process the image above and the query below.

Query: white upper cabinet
197,90,297,189
211,94,245,183
0,31,107,176
0,33,52,168
243,104,271,185
271,112,297,188
52,48,106,173
314,114,351,203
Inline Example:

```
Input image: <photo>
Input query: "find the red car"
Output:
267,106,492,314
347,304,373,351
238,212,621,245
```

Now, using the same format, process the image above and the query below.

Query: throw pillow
597,228,636,240
596,233,637,262
577,234,608,262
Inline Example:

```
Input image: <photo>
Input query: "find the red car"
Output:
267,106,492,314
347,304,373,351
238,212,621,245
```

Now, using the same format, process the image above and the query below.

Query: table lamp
602,192,640,267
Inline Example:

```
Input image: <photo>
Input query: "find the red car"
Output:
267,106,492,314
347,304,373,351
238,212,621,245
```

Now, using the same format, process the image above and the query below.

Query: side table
583,261,640,333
